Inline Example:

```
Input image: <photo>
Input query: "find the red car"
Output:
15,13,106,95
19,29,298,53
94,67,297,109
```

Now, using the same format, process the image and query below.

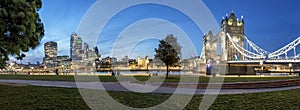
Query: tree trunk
166,64,169,78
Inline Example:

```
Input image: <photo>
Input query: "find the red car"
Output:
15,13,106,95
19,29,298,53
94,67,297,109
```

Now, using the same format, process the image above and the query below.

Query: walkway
0,79,300,95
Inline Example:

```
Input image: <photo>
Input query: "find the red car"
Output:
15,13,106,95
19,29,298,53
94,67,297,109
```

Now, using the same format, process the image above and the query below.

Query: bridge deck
228,60,300,64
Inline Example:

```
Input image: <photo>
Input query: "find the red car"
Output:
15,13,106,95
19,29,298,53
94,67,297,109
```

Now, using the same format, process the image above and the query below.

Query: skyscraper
43,41,58,67
83,42,89,59
70,33,83,61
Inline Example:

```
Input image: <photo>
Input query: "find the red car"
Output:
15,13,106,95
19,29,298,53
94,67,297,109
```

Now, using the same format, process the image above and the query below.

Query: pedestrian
55,69,59,75
117,71,120,76
27,71,30,76
111,71,115,76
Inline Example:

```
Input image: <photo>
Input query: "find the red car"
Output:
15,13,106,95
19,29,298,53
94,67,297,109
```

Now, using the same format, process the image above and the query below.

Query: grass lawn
0,74,299,83
0,85,88,110
0,85,299,109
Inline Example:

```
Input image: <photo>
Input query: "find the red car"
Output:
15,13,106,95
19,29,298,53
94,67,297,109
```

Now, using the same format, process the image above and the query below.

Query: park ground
0,74,299,82
0,75,299,109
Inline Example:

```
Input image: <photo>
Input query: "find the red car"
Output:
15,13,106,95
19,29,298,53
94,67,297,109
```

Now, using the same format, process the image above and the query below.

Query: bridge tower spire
221,11,245,61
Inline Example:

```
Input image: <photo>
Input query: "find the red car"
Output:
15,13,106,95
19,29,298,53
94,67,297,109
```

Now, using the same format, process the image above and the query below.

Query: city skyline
12,0,300,63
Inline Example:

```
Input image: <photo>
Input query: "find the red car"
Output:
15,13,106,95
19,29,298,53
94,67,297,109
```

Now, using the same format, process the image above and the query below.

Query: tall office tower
83,42,89,59
70,33,83,61
44,41,58,67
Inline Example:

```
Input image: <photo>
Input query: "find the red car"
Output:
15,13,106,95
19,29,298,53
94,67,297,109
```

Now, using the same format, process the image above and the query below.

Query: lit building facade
70,33,83,61
43,41,58,67
83,42,89,59
57,56,69,61
137,56,149,69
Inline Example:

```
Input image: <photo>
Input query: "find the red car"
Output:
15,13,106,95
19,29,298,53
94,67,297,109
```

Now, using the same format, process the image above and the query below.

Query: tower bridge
200,12,300,75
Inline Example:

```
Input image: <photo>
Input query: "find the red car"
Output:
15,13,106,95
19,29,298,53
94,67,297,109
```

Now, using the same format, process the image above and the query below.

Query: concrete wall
226,64,256,75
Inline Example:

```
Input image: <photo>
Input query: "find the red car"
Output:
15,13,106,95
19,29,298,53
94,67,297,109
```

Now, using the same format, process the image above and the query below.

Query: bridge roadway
228,59,300,64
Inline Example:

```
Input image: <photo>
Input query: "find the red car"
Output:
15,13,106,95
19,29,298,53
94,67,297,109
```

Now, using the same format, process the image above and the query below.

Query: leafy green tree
0,0,44,68
165,34,182,58
155,39,180,78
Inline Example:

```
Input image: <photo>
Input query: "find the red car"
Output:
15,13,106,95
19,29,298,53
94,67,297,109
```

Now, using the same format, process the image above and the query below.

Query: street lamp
21,67,24,74
259,61,263,77
44,66,47,75
146,60,149,70
12,67,15,74
62,65,65,75
288,63,292,75
30,67,34,76
93,62,96,74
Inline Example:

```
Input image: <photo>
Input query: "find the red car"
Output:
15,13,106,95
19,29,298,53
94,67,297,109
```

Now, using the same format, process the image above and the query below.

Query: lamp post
70,62,73,74
62,65,65,75
44,66,47,75
21,67,24,74
146,60,149,70
259,61,263,77
93,62,96,74
289,63,292,75
30,67,34,76
12,67,15,74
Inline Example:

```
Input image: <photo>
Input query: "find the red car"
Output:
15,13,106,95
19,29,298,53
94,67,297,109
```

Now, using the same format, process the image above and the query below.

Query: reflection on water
95,71,299,77
96,71,194,75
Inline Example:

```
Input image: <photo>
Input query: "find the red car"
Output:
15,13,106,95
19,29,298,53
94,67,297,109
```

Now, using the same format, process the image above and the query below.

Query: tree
155,39,180,78
0,0,44,68
165,34,182,58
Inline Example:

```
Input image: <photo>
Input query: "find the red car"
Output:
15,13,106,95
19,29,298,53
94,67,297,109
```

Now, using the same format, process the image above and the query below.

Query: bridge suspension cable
244,35,269,55
226,33,265,59
296,53,300,58
203,30,300,60
268,36,300,58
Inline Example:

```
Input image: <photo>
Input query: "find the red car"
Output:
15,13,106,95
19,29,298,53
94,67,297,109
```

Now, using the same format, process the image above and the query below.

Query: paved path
0,79,300,95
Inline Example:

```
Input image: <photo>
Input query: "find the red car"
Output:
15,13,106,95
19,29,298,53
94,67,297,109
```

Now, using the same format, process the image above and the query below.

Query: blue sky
15,0,300,63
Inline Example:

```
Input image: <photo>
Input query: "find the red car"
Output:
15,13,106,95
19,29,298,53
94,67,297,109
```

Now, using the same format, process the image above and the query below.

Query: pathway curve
0,79,300,95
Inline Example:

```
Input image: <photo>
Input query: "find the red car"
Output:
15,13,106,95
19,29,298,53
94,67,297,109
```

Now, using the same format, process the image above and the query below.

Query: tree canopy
0,0,44,68
155,38,180,78
165,34,182,58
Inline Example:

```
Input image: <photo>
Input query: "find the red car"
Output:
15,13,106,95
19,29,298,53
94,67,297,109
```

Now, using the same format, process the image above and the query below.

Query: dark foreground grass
0,74,299,83
0,75,76,81
0,85,88,110
0,85,300,110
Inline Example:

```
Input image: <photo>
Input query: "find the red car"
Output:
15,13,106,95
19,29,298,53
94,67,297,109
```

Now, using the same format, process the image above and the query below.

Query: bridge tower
200,12,247,74
222,12,245,61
